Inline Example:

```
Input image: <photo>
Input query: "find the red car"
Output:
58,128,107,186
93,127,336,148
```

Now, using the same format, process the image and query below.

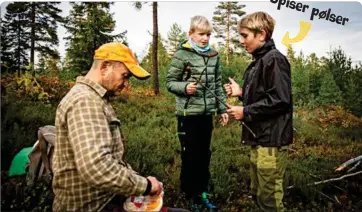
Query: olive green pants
250,145,288,212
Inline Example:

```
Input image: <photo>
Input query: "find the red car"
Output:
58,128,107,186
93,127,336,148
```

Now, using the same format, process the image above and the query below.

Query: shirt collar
76,76,107,97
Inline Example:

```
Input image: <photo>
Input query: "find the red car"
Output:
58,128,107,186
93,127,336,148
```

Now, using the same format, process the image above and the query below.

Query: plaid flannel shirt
52,76,148,212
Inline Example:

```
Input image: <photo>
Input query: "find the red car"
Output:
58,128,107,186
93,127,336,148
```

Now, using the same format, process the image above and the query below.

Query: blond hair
238,12,275,41
189,16,212,33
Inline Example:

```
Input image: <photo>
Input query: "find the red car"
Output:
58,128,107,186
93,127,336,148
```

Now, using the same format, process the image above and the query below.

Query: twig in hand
191,77,227,109
191,77,256,138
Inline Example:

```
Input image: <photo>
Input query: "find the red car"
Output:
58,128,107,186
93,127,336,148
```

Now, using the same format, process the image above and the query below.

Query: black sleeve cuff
143,178,152,196
238,96,243,102
243,106,249,116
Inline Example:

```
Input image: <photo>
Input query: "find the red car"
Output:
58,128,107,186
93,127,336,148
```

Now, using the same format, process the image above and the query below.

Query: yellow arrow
282,21,312,48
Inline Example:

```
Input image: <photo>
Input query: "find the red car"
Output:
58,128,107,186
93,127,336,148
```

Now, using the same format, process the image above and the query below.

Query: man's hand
186,82,198,95
219,113,229,126
226,105,244,120
224,77,242,97
147,176,162,196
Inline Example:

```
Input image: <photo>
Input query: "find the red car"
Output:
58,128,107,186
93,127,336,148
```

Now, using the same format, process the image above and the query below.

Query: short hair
91,60,122,70
189,15,212,33
238,12,275,41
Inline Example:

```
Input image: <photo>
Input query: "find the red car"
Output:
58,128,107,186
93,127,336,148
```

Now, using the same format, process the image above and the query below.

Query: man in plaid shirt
52,42,162,211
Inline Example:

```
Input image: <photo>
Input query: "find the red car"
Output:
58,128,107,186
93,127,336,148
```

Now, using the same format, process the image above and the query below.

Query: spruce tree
28,2,63,76
286,45,296,64
1,3,30,76
64,2,126,74
37,52,60,76
1,18,16,74
327,47,352,94
343,64,362,116
317,70,342,106
306,53,323,101
292,54,310,105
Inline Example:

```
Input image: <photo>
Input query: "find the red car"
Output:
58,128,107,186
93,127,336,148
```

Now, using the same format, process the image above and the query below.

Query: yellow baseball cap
94,42,151,80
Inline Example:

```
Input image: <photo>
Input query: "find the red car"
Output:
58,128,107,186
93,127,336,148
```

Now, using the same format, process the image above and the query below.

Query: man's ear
100,61,111,76
100,66,107,77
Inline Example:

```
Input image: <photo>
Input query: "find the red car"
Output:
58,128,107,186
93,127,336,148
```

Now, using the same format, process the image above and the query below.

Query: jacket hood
178,40,218,57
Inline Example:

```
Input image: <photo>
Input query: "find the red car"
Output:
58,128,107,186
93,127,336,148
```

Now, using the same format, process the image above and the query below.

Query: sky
1,1,362,64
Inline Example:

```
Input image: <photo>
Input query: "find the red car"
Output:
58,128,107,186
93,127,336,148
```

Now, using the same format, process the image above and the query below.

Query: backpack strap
26,125,55,186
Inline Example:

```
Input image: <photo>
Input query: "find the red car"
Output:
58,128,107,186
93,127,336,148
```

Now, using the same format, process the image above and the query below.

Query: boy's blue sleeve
243,57,291,122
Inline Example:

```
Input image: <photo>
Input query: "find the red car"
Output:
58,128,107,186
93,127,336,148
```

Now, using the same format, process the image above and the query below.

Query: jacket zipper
183,54,210,115
203,56,210,115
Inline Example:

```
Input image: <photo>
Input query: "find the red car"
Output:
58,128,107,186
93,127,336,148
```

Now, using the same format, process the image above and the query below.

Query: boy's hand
226,105,244,120
224,77,242,97
147,176,162,196
219,113,229,126
186,82,198,95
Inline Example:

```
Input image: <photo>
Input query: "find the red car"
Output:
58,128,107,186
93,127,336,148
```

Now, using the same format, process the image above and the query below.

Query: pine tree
28,2,63,76
2,3,30,76
134,2,160,95
166,23,187,56
213,2,245,65
64,2,126,74
317,70,342,106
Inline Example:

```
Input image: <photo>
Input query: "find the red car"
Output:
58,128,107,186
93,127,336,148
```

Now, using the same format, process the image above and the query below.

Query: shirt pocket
104,106,125,162
104,106,121,131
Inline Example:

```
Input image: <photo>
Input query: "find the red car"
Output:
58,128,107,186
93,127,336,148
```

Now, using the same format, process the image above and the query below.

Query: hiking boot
200,192,217,211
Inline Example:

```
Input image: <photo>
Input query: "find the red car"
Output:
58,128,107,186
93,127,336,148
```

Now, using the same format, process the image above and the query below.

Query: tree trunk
92,5,98,62
152,2,159,95
30,3,36,76
226,4,230,66
17,16,21,77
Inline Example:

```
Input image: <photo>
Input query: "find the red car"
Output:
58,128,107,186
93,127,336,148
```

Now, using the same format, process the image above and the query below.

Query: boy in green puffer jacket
166,15,229,212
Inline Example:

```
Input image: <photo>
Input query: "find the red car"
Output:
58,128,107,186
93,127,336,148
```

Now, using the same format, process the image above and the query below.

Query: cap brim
127,64,151,80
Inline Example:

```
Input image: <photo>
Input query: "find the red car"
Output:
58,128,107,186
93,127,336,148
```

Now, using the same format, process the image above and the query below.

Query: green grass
1,89,362,211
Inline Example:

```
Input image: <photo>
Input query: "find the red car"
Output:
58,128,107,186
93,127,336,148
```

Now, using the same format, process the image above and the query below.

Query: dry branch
287,171,362,189
335,155,362,171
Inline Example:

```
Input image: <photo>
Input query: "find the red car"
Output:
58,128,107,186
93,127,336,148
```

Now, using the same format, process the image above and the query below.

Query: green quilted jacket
166,40,227,116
